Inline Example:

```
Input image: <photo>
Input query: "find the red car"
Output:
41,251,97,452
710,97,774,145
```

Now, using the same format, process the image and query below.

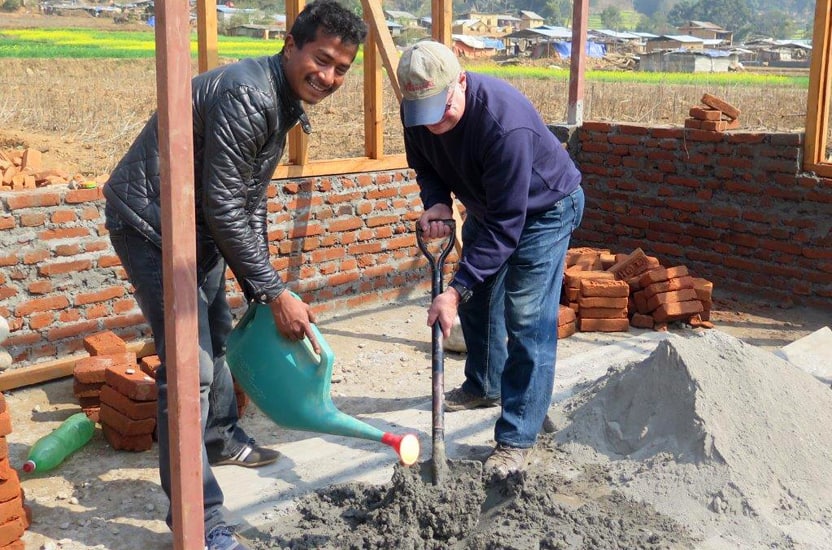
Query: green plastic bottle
22,412,96,473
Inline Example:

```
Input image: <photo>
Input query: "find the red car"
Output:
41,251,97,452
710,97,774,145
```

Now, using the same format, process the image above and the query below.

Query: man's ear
283,34,296,57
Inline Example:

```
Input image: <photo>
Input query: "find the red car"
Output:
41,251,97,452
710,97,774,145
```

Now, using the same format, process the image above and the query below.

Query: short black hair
289,0,368,49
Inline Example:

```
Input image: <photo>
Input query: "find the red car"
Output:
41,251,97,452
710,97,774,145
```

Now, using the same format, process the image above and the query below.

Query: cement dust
244,330,832,549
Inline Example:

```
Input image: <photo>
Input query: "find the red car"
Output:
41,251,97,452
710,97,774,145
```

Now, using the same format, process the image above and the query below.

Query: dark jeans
458,186,585,448
107,212,250,535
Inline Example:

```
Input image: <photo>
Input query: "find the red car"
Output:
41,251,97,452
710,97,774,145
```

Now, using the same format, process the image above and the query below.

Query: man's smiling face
282,30,359,105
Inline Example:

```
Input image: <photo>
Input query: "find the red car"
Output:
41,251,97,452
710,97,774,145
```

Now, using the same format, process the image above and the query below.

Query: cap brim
401,91,448,128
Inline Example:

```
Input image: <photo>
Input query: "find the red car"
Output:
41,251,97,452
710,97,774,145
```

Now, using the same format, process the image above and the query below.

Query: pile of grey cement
556,329,832,549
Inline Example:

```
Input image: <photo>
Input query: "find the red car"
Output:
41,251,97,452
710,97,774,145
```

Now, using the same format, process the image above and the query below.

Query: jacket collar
270,53,312,134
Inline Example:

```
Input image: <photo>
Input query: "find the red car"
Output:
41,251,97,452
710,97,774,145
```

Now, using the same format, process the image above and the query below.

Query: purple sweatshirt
403,72,582,290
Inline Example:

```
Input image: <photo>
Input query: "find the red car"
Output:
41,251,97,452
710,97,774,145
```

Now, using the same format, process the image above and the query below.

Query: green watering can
226,301,419,466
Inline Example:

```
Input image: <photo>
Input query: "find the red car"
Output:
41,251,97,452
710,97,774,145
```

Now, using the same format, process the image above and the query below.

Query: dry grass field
0,12,811,177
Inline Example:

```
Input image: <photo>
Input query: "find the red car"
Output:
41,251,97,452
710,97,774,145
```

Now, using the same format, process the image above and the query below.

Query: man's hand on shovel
269,290,321,354
427,289,461,340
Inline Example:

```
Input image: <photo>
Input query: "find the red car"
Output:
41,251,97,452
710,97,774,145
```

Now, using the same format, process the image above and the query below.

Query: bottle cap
22,460,36,473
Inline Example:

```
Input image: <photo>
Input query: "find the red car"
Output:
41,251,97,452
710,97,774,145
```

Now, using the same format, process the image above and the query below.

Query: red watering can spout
226,301,420,466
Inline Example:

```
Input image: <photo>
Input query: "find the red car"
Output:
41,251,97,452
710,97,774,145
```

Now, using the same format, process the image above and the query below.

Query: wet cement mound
556,330,832,547
250,456,694,549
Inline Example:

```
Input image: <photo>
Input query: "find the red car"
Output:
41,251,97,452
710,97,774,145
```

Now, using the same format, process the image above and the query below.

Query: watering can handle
297,322,333,372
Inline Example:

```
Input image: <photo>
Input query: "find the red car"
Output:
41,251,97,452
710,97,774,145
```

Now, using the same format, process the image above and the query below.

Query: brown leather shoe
484,444,530,476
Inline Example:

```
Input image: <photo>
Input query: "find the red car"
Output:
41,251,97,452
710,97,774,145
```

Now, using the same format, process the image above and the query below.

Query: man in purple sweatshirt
398,41,585,475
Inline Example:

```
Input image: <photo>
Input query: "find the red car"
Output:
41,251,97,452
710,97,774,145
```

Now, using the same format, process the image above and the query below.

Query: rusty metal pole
568,0,589,125
154,0,204,548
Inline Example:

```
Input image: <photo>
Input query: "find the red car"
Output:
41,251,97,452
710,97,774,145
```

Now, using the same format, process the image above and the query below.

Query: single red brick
577,296,629,309
83,331,127,356
0,515,24,547
608,248,653,281
0,470,19,504
0,438,7,460
630,313,654,329
692,278,714,302
557,321,577,339
578,307,628,319
73,379,104,398
105,365,158,402
579,318,630,332
652,300,704,323
100,385,156,420
0,414,10,438
638,266,690,288
689,106,721,121
557,304,576,326
100,404,155,436
564,269,615,289
74,353,136,384
580,279,630,298
701,93,740,120
646,288,699,313
0,537,24,549
643,275,695,301
139,355,161,378
102,424,153,452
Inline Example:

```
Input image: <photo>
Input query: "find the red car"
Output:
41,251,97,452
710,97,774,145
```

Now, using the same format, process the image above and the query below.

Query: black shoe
444,386,500,412
210,439,280,468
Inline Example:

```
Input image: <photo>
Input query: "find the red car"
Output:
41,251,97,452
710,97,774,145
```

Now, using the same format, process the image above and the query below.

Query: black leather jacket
104,54,310,304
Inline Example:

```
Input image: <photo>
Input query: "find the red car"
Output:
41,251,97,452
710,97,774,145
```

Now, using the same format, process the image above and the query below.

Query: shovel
415,220,456,485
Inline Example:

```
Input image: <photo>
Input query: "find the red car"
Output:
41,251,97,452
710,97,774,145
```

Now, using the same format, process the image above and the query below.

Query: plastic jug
226,301,418,465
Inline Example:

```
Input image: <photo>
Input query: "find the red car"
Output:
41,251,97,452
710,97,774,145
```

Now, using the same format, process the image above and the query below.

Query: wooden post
155,0,204,547
567,0,588,126
197,0,218,73
286,0,309,166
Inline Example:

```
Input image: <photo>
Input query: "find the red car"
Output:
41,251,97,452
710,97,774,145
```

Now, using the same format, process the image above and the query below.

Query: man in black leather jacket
103,2,366,548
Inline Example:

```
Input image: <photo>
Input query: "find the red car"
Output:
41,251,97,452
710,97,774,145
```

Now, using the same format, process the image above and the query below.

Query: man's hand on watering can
427,289,460,340
418,204,454,238
269,291,321,354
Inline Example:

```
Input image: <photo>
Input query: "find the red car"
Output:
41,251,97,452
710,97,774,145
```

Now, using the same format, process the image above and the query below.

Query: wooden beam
431,0,451,44
360,0,402,101
286,0,309,165
567,0,588,125
155,0,204,546
273,154,407,178
804,0,831,168
363,23,384,158
0,340,155,392
196,0,218,73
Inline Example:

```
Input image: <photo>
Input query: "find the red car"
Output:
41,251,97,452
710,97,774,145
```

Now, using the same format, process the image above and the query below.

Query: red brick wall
574,122,832,307
0,170,456,368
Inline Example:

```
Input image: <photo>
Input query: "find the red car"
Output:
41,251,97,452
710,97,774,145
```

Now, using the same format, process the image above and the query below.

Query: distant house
677,20,733,46
452,18,489,35
645,34,704,53
227,24,283,39
742,38,812,67
589,29,646,54
459,12,514,34
386,20,403,37
639,50,740,73
452,34,503,58
518,10,544,30
383,10,418,28
216,4,256,23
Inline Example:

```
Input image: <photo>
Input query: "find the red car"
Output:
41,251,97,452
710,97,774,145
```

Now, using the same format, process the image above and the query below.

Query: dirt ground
5,289,830,550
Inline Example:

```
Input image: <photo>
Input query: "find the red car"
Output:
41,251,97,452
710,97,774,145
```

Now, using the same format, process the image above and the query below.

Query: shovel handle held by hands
415,220,456,484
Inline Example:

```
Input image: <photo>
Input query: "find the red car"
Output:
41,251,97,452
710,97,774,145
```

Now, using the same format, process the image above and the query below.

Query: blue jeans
106,211,250,535
458,186,584,448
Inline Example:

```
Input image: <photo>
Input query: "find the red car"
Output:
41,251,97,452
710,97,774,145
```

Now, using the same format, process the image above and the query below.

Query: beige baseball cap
397,41,461,127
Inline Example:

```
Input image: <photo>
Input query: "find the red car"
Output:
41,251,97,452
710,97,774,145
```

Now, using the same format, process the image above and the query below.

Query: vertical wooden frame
805,0,832,175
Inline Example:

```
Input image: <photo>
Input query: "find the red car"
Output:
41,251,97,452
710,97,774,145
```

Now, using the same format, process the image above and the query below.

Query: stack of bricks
684,93,741,132
101,363,157,452
74,332,136,422
630,266,705,330
0,394,30,549
560,247,715,333
0,148,74,192
577,279,631,332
